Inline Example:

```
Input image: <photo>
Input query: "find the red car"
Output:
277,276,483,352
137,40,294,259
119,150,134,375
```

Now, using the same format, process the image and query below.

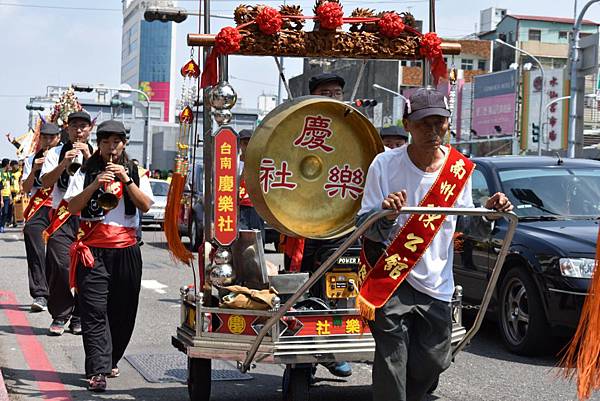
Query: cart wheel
282,365,311,401
187,357,211,401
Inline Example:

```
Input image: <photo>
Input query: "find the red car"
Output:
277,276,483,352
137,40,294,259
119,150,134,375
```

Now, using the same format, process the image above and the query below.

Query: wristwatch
124,178,134,186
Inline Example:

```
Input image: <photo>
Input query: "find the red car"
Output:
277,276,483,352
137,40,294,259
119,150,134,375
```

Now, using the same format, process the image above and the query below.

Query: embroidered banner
23,187,52,222
43,199,73,240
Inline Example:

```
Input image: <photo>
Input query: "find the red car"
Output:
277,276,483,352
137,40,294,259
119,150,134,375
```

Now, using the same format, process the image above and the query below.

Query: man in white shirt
40,111,94,336
357,87,512,401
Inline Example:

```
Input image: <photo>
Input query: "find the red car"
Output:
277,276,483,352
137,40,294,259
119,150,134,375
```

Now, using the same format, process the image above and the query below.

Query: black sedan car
454,156,600,355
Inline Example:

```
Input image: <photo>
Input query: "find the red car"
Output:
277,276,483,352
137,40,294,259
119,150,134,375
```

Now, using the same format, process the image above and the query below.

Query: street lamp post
568,0,600,158
495,39,545,156
72,84,152,168
543,93,597,153
372,83,409,119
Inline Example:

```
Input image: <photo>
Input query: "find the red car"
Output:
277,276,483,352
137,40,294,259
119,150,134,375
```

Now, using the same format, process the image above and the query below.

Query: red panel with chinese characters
213,127,239,246
296,315,370,336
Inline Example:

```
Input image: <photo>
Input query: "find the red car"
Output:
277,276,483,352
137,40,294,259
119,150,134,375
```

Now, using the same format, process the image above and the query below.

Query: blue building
121,0,177,122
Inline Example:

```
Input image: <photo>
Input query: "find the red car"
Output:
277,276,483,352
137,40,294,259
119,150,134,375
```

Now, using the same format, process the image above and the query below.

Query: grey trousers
368,281,452,401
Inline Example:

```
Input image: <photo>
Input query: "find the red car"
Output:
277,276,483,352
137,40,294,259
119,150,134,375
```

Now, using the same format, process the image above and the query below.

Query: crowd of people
0,158,25,233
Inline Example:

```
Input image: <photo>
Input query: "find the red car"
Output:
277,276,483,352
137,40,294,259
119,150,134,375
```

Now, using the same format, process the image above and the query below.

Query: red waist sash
69,221,137,289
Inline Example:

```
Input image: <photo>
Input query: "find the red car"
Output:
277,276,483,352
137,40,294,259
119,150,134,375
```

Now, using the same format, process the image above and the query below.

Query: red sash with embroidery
356,146,475,320
69,222,137,290
43,199,74,241
23,187,52,222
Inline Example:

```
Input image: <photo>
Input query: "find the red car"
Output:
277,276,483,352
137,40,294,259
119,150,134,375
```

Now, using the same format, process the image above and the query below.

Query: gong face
245,96,383,239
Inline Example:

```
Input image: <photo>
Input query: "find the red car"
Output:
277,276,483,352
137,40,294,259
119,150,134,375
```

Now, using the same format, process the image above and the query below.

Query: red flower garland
419,32,447,84
378,12,405,38
256,6,283,35
316,2,344,30
215,26,243,54
419,31,442,59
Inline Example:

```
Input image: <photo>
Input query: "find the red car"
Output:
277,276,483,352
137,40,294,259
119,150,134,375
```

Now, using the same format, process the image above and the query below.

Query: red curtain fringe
559,225,600,400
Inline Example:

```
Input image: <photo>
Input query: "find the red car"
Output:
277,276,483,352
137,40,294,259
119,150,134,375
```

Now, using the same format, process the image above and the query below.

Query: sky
1,0,600,160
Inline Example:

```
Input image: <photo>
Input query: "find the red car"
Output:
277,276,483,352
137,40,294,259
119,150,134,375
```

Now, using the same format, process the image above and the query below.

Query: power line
230,75,278,87
0,2,120,11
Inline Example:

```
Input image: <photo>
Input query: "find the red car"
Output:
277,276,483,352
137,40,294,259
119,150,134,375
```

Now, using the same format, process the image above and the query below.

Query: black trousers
46,215,80,321
23,205,51,299
76,244,143,377
368,281,452,401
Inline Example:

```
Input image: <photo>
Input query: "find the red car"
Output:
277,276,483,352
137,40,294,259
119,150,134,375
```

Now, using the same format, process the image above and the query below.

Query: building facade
479,14,600,71
121,0,177,122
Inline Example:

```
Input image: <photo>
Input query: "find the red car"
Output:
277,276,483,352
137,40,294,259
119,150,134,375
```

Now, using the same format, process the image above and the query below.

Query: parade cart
164,2,519,400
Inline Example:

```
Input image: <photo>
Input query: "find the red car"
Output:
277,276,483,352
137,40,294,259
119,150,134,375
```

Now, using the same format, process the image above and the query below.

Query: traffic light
353,99,378,108
531,123,540,143
111,99,133,108
144,7,188,23
71,84,94,92
25,105,45,111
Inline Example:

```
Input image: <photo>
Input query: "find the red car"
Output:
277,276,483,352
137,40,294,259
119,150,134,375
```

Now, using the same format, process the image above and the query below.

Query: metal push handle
241,207,518,372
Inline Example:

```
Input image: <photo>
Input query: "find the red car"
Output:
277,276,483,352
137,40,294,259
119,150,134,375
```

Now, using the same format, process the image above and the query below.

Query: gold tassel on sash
356,294,376,321
559,225,600,400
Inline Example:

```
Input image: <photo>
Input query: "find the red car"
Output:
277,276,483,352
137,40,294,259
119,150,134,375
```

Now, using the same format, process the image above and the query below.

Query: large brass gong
245,96,383,239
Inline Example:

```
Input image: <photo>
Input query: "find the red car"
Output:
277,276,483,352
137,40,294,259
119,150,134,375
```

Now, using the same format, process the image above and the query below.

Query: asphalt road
0,224,597,401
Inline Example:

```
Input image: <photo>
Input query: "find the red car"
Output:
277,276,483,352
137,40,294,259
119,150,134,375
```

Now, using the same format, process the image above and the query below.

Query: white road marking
141,279,168,294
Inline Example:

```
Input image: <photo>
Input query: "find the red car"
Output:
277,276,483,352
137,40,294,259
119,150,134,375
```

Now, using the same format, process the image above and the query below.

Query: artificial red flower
419,31,443,59
215,26,243,54
256,6,283,35
378,12,405,38
316,2,344,30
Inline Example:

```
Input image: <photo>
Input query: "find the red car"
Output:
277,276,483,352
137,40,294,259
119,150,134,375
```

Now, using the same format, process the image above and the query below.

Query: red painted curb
0,291,73,401
0,368,9,401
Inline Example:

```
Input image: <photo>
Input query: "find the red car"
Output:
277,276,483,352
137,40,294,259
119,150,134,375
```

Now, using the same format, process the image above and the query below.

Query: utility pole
568,0,600,158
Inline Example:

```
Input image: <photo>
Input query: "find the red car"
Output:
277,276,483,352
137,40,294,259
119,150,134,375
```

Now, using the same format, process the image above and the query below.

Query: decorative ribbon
200,7,446,88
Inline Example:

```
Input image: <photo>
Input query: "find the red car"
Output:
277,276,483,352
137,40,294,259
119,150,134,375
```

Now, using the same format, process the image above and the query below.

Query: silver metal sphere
209,81,237,110
213,248,232,264
209,263,236,286
212,109,232,125
272,296,281,309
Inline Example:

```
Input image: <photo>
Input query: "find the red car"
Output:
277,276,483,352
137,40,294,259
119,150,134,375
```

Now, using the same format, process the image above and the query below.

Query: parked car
142,179,169,227
453,156,600,355
178,188,204,250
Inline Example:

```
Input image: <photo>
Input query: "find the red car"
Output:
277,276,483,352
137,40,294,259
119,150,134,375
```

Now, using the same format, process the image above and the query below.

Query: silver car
142,178,169,227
